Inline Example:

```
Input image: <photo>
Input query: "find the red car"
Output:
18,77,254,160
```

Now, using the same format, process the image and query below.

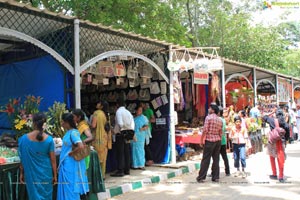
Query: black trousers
145,143,153,161
197,140,221,181
115,134,130,173
220,144,230,175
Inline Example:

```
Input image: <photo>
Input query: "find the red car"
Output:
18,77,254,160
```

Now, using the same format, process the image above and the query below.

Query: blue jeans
233,143,246,169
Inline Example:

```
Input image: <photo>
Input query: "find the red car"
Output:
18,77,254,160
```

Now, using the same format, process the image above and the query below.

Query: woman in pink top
230,116,248,178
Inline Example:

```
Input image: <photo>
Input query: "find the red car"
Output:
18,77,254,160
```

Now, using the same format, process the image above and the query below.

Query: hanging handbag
268,118,286,144
139,89,151,101
98,61,114,77
127,90,138,100
150,82,160,94
114,61,127,77
140,77,151,89
127,60,139,79
69,134,90,161
160,82,167,94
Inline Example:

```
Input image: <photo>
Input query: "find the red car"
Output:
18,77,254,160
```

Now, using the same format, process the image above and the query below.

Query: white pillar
221,62,226,108
253,68,257,105
168,45,176,164
275,74,279,106
74,19,81,108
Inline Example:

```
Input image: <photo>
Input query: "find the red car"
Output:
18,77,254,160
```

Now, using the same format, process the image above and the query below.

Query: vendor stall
167,47,224,161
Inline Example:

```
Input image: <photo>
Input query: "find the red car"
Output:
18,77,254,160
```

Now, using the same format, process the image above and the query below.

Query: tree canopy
18,0,300,76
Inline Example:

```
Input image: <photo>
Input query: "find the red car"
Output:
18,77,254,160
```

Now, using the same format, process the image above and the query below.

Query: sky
231,0,300,26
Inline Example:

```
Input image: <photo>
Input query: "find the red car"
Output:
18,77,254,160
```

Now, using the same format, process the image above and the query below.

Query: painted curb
98,162,200,200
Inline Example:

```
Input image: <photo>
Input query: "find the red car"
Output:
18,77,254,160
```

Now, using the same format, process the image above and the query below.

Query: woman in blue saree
18,113,57,200
57,113,89,200
131,105,149,170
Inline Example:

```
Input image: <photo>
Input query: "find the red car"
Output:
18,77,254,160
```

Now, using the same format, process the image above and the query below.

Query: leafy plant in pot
47,102,67,138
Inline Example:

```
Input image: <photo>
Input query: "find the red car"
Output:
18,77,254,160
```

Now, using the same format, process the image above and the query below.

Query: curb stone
98,162,201,200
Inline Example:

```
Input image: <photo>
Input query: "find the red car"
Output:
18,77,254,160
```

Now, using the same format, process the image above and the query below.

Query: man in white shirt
111,98,135,177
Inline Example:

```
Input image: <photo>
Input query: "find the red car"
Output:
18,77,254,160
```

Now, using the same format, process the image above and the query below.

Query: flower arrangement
46,101,67,138
1,95,42,139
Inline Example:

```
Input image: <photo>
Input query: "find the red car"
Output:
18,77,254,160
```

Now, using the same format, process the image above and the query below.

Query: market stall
166,47,224,161
80,52,171,170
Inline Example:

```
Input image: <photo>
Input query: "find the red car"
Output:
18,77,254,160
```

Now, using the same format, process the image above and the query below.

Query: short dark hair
210,104,219,114
72,109,85,122
234,116,242,123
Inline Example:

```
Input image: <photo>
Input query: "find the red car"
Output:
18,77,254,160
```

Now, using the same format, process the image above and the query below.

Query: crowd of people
16,97,300,199
196,102,300,184
17,97,155,200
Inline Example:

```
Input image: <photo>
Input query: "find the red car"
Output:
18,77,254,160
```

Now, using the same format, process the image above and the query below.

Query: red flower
5,103,14,114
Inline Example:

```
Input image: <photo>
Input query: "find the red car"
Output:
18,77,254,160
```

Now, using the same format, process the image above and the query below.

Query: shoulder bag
268,118,286,144
69,134,91,161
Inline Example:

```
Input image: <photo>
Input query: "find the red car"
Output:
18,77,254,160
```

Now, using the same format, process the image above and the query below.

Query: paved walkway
98,142,300,200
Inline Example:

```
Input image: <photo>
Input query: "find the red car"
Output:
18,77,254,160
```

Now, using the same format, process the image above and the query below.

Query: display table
175,129,202,145
0,150,105,200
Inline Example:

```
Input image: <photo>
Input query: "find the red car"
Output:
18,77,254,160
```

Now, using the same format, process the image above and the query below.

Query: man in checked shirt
196,103,223,183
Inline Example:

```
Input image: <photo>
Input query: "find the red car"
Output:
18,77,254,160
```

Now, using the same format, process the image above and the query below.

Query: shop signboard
193,59,209,84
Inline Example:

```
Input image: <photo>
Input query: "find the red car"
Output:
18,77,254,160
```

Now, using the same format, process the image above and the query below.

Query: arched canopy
80,50,169,84
294,85,300,91
0,27,74,74
225,73,253,89
257,79,276,91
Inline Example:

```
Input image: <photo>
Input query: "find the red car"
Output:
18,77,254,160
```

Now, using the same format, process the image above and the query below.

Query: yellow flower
19,119,27,126
14,119,19,124
15,123,23,130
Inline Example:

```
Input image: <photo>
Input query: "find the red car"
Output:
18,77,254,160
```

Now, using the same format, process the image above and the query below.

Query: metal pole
221,61,226,108
169,45,176,164
275,74,279,106
291,78,294,102
74,19,81,109
253,68,257,105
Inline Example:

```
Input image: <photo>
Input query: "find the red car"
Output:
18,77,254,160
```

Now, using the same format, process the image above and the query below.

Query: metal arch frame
80,50,169,84
225,73,253,89
256,79,276,91
294,85,300,91
0,27,74,74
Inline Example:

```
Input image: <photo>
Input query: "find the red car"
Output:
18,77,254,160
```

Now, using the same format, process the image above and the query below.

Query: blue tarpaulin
0,55,65,135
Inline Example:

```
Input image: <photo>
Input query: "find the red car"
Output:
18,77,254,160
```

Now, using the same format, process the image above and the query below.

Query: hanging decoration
167,47,223,73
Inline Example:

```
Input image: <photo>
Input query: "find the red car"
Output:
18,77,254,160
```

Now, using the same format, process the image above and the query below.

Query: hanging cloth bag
150,82,160,94
114,61,127,77
98,61,114,77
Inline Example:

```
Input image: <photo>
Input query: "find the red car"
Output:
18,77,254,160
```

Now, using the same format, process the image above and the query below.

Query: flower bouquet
1,95,42,139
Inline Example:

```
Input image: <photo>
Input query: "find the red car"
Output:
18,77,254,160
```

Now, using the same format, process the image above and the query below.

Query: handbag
121,130,135,140
98,61,114,77
114,61,127,77
69,134,90,161
268,118,286,144
139,89,151,101
150,82,160,94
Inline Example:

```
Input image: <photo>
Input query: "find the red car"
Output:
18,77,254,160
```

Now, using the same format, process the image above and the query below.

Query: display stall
256,79,277,114
166,47,223,160
80,53,171,170
225,75,254,111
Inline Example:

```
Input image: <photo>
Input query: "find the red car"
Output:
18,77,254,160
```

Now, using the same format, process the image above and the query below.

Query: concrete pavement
103,142,300,200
